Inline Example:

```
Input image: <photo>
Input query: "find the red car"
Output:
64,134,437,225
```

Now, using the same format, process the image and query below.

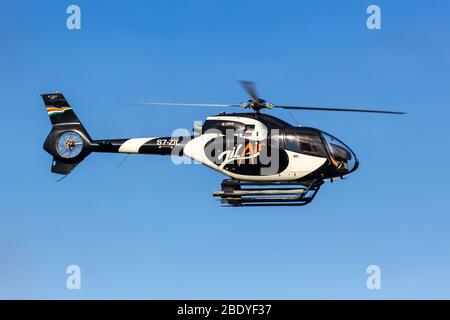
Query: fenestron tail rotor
123,81,406,115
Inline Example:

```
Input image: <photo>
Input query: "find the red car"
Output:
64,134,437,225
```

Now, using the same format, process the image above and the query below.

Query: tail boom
91,137,189,155
42,92,190,175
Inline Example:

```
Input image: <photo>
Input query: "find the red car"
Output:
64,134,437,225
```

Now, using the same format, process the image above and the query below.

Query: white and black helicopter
42,81,404,206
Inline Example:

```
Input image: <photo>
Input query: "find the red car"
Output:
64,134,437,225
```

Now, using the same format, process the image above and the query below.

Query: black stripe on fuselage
91,137,192,155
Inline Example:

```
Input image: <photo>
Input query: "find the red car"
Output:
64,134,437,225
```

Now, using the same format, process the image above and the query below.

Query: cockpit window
285,136,302,153
320,131,357,172
284,132,327,158
321,132,352,161
297,133,327,157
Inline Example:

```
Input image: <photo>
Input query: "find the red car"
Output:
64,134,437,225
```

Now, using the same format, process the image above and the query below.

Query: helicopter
41,81,405,206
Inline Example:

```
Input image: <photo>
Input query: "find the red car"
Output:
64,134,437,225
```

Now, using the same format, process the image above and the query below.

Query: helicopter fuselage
86,112,359,184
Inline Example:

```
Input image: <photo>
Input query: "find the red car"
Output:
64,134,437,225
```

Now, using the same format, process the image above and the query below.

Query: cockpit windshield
320,131,357,173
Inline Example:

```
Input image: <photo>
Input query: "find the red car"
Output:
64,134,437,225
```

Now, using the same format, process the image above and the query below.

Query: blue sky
0,0,449,299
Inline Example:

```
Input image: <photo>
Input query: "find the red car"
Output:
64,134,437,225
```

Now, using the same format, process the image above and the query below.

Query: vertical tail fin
41,92,93,175
42,92,92,139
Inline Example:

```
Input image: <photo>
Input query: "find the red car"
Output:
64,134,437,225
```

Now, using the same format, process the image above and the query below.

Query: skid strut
213,179,323,206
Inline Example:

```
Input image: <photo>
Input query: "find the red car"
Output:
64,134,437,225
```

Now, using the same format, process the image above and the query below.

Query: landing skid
213,179,323,207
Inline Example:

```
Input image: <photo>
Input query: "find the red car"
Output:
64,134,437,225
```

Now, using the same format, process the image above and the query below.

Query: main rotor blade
239,80,260,102
276,105,406,115
123,102,241,108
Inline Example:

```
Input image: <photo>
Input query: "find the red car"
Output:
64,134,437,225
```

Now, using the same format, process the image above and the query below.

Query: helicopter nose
334,148,358,176
320,131,358,176
339,145,358,174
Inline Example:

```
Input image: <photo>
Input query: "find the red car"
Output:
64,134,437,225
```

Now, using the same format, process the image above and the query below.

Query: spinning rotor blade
275,105,406,115
239,80,260,102
123,102,241,108
121,80,406,115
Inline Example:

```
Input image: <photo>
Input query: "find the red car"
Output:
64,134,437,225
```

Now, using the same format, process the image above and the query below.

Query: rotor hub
64,140,76,150
241,99,273,112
